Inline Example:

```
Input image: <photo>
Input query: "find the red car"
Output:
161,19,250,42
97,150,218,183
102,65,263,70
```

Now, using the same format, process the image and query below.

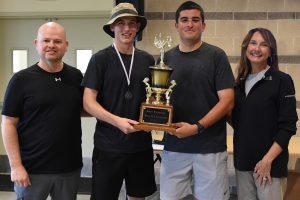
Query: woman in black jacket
232,28,298,200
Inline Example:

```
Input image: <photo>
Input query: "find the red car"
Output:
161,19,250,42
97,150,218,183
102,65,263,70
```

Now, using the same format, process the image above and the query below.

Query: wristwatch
196,122,205,134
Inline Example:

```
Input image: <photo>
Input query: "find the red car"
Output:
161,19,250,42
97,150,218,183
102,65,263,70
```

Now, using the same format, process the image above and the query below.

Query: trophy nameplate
134,34,176,134
136,103,175,132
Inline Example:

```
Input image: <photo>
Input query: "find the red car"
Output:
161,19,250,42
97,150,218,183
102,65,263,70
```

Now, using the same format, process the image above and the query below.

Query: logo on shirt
55,77,61,82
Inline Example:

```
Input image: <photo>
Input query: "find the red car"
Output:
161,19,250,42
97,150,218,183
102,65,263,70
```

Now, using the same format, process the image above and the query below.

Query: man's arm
1,115,31,187
173,88,234,138
198,88,234,128
83,87,139,134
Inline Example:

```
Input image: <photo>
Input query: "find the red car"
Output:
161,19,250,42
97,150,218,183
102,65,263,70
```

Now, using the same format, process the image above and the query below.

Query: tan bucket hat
103,2,147,38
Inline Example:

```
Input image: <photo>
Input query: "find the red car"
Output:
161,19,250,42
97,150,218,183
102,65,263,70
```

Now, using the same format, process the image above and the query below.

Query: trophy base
134,123,176,133
134,102,176,133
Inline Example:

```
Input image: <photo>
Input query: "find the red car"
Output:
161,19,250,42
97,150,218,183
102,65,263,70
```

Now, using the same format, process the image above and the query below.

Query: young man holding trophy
160,1,235,200
81,3,156,200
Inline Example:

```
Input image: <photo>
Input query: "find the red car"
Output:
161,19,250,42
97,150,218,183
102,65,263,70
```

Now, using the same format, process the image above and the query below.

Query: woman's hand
254,158,272,187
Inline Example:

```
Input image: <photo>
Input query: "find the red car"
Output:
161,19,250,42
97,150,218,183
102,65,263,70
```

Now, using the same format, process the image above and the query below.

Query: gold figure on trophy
154,33,172,67
134,34,176,133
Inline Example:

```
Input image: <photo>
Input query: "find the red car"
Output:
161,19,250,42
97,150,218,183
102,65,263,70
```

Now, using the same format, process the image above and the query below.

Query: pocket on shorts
162,151,181,161
220,151,228,163
217,151,228,169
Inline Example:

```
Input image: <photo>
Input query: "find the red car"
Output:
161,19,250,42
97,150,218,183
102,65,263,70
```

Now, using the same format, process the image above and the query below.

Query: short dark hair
175,1,205,23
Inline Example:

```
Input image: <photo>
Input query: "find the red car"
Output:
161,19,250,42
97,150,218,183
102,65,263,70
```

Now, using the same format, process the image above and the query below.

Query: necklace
113,43,135,100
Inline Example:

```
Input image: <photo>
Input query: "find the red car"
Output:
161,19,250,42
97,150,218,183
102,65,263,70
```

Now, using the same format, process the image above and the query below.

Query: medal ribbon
113,43,135,86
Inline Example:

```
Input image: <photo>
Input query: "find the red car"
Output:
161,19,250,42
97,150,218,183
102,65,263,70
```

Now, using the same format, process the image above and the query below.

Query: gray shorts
235,169,287,200
14,169,81,200
160,151,229,200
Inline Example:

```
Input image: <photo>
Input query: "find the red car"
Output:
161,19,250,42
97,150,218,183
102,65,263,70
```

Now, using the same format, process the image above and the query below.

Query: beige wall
144,0,300,12
0,0,112,15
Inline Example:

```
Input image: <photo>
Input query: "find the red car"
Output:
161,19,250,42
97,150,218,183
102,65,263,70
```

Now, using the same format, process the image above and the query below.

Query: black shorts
90,148,157,200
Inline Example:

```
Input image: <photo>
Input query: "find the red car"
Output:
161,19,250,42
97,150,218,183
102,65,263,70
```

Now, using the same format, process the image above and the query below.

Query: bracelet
196,122,205,134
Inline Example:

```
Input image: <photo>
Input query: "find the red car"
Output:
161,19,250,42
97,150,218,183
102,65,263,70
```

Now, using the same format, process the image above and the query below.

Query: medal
125,90,133,100
113,43,135,101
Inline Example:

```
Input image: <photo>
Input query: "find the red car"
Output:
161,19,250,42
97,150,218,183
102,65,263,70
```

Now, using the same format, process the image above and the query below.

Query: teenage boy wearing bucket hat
81,3,157,200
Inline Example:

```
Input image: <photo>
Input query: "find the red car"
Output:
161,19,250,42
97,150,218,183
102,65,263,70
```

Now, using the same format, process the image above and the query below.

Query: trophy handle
165,80,176,105
143,77,152,104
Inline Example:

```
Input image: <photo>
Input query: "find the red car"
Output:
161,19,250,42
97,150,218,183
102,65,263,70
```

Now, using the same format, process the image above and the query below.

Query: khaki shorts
160,151,229,200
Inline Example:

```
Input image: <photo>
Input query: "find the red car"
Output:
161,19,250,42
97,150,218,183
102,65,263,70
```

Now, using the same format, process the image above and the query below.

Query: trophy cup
134,33,176,133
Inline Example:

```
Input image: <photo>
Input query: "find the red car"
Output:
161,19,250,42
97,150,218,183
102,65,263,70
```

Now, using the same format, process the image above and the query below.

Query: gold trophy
134,33,176,133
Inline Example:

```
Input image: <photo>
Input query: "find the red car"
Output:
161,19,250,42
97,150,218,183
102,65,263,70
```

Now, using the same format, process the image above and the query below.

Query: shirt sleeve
1,73,24,117
81,52,106,92
214,49,235,91
274,74,298,149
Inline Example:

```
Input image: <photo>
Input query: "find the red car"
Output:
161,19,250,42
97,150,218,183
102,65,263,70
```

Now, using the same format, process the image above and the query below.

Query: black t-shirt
81,45,155,153
164,43,235,153
2,64,83,174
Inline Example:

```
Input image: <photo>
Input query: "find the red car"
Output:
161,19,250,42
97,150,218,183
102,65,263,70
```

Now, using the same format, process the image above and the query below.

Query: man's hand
170,122,198,138
11,164,31,187
116,117,139,134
